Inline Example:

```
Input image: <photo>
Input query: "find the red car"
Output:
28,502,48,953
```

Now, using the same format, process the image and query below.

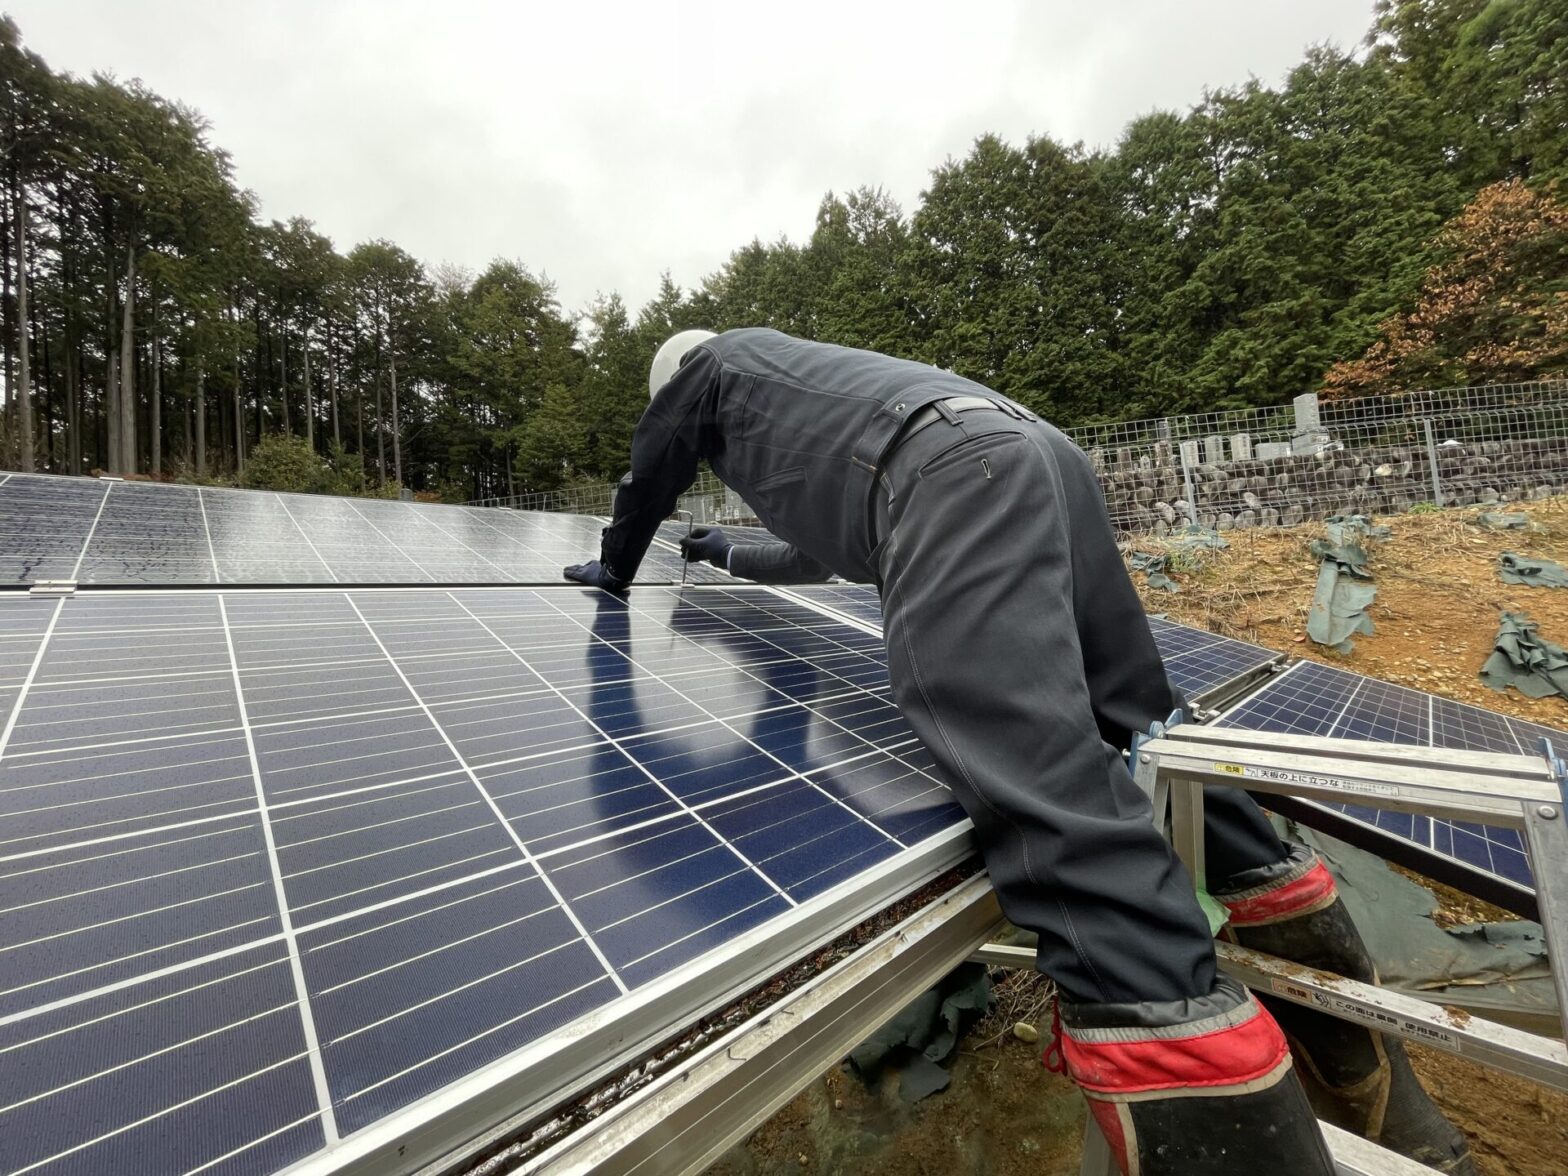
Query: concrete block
1293,392,1321,434
1291,430,1332,456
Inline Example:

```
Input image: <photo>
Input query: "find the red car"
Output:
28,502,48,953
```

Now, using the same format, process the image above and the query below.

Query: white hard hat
649,329,717,400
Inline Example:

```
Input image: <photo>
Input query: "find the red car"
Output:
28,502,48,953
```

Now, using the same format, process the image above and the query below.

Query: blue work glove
679,526,733,568
563,559,630,593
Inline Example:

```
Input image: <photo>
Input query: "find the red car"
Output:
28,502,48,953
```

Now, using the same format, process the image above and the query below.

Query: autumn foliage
1322,180,1568,398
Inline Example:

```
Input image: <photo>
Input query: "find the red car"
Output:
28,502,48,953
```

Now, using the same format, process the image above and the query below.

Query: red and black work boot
1214,844,1479,1175
1057,976,1334,1175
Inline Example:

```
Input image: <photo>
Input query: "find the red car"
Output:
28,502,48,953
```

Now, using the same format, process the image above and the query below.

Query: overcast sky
9,1,1373,314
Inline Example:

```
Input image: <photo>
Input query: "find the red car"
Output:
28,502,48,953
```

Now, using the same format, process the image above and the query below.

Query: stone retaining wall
1092,436,1568,535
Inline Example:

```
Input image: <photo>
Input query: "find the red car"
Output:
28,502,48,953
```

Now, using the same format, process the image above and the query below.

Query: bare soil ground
716,502,1568,1175
1133,499,1568,723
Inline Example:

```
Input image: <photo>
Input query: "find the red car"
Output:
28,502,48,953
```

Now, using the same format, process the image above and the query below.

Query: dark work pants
874,413,1288,1005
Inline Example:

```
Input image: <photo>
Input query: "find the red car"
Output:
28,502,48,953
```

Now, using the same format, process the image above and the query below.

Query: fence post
1421,417,1444,508
1180,444,1197,524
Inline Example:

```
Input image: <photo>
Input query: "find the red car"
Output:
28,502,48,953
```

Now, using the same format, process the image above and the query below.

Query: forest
0,0,1564,501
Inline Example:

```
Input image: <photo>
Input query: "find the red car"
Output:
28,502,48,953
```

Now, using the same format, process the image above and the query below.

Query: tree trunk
40,314,53,470
1,178,13,437
182,371,192,467
302,331,314,450
14,191,34,472
233,354,244,475
118,243,136,473
66,345,79,474
373,337,386,483
329,327,341,448
389,348,402,487
279,329,290,435
150,302,161,476
195,363,206,477
105,260,119,472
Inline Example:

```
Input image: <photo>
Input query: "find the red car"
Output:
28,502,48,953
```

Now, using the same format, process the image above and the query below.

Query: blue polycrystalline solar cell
0,585,965,1174
538,815,793,988
298,867,618,1136
75,481,219,583
1218,659,1552,886
1142,618,1281,701
784,583,885,627
0,473,732,586
201,485,342,582
703,778,903,901
0,473,110,583
788,587,1279,702
0,941,326,1176
654,518,782,560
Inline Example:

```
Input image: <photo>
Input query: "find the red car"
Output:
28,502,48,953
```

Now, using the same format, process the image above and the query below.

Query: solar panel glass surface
0,475,728,586
785,586,1280,703
0,585,964,1175
1216,660,1557,886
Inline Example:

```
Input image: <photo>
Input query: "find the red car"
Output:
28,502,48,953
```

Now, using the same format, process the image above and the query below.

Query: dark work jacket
600,328,1019,584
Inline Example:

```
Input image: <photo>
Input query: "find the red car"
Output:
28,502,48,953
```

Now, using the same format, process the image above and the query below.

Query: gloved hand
679,526,732,568
563,560,630,593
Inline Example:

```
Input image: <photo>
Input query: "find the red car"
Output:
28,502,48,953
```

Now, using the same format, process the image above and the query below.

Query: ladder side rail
1523,800,1568,1035
1165,726,1555,782
1137,742,1552,827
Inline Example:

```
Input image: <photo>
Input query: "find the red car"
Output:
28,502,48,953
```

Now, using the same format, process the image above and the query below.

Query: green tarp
1130,551,1180,593
1307,561,1377,653
1476,510,1531,531
1480,610,1568,699
1169,526,1228,550
1499,552,1568,588
849,963,993,1103
1309,538,1372,579
1325,514,1392,543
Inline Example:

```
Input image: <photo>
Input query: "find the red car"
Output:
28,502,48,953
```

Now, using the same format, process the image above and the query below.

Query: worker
565,329,1475,1176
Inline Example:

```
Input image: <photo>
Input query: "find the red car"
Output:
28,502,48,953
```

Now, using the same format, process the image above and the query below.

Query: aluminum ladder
1068,724,1568,1175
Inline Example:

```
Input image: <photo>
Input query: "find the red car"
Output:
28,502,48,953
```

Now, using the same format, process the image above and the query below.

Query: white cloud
8,0,1373,313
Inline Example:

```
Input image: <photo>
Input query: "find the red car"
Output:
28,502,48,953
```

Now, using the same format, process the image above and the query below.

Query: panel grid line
0,598,63,762
66,481,112,582
217,594,341,1142
413,505,520,580
443,592,802,905
272,493,339,582
541,590,914,850
338,592,631,995
346,500,436,581
196,486,221,583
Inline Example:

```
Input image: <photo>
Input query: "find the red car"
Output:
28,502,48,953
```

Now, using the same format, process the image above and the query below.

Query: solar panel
1216,660,1561,888
784,586,1280,705
1142,618,1282,706
0,474,729,586
785,583,884,627
654,520,784,548
0,584,966,1175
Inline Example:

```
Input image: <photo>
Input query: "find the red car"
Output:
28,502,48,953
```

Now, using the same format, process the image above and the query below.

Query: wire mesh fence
468,379,1568,538
468,468,762,526
1076,380,1568,536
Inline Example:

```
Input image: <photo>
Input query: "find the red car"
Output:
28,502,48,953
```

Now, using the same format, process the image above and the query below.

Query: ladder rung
1322,1121,1437,1175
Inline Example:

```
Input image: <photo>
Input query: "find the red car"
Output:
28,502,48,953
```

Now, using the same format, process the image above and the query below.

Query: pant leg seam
887,547,1111,1003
